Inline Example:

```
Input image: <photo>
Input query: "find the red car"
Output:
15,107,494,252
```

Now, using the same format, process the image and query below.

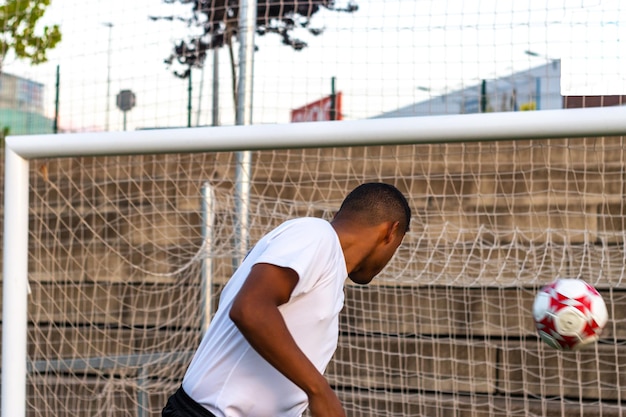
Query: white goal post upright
201,182,216,335
2,148,30,417
4,106,626,417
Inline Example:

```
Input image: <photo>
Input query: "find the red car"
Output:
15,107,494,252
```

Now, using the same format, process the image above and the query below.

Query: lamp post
103,22,113,131
524,50,542,58
524,49,559,67
524,50,560,110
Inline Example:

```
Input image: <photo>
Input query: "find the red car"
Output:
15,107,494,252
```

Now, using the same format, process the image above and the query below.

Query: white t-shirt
183,217,347,417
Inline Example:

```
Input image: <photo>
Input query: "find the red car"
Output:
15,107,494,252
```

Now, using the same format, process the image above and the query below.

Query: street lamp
525,50,559,66
524,50,561,110
102,22,113,131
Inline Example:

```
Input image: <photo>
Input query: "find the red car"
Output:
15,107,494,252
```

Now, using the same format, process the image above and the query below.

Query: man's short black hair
337,183,411,233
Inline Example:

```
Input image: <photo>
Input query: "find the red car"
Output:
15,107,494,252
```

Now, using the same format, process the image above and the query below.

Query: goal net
3,127,626,417
2,0,626,416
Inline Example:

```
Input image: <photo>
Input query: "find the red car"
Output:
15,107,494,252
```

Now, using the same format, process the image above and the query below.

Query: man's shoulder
287,216,330,226
281,217,333,233
266,217,336,243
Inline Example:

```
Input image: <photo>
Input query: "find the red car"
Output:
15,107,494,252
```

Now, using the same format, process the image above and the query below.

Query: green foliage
0,126,9,147
0,0,62,71
152,0,358,78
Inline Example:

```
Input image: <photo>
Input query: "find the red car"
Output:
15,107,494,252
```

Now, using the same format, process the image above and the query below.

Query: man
163,182,411,417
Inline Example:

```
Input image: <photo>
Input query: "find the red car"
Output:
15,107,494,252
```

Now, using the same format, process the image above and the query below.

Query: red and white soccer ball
532,278,608,350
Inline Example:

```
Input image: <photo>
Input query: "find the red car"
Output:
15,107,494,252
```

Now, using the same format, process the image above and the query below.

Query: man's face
348,229,405,285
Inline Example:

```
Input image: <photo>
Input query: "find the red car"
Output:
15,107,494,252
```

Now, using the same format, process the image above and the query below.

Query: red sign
290,92,342,122
563,95,626,108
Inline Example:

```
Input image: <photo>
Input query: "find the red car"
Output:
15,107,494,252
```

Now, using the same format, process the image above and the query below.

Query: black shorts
162,386,218,417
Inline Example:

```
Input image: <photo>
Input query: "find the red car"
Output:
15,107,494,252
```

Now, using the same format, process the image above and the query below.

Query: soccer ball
532,278,608,350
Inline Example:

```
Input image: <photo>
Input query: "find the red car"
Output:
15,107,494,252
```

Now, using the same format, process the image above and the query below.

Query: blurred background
3,0,624,136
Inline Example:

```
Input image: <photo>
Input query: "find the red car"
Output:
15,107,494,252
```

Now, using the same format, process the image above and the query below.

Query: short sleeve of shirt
252,218,341,298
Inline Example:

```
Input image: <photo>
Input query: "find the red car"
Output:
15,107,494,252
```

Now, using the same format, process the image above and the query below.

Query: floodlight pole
233,0,257,266
212,49,220,127
103,22,113,131
53,65,60,134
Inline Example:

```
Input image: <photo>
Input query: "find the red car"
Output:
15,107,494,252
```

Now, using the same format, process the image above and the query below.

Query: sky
3,0,624,132
560,0,626,94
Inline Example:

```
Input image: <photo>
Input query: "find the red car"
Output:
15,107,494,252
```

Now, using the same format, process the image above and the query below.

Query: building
374,60,563,118
0,72,53,135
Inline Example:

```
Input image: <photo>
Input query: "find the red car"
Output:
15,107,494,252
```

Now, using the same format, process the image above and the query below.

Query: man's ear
383,221,401,243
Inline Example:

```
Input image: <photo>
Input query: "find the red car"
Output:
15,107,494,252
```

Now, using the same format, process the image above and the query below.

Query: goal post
2,147,30,417
7,106,626,158
4,107,626,417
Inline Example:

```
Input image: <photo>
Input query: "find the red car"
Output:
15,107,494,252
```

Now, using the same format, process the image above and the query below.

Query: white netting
0,138,622,416
2,0,626,416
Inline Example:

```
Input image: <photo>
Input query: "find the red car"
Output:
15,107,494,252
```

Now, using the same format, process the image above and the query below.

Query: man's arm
229,262,345,417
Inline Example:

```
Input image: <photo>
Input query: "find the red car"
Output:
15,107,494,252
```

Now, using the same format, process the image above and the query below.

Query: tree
151,0,357,109
0,125,8,147
0,0,62,73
